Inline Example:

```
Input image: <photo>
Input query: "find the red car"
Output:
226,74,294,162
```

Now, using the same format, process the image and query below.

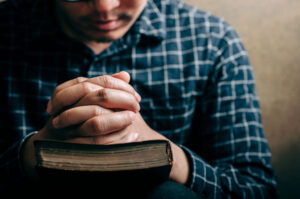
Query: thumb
111,71,141,102
111,71,130,83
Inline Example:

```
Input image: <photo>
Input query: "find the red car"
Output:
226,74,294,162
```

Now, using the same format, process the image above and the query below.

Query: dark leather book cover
34,139,173,193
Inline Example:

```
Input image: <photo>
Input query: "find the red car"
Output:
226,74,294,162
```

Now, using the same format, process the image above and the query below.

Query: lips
89,19,121,31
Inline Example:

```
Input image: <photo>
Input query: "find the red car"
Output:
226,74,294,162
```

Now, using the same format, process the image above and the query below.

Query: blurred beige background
184,0,300,198
1,0,299,198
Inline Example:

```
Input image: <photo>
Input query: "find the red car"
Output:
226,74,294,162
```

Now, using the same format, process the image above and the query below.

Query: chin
87,27,129,43
94,38,116,43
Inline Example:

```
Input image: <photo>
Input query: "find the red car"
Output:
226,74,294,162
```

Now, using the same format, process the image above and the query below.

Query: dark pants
144,180,198,199
10,180,198,199
88,180,198,199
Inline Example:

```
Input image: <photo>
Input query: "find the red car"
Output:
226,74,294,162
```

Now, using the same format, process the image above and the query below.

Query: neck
85,41,112,55
57,20,112,55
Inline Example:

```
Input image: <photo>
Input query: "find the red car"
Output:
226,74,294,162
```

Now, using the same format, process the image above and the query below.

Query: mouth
82,13,131,32
89,19,121,31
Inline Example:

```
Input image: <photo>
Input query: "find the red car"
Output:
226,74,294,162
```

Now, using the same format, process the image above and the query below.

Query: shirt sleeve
0,131,37,187
181,24,277,198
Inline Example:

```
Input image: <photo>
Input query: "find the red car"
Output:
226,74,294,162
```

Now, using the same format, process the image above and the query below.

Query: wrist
21,132,42,179
169,142,190,184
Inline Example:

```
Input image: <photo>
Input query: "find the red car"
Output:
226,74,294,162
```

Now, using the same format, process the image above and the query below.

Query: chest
4,41,210,142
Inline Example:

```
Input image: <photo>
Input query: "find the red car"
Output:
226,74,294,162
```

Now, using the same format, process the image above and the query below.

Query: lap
11,179,198,199
144,180,198,199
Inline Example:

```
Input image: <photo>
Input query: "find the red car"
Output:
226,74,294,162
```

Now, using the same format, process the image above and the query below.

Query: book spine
166,141,173,166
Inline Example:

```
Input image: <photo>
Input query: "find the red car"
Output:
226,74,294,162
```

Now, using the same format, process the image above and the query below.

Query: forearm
0,132,36,185
181,146,277,198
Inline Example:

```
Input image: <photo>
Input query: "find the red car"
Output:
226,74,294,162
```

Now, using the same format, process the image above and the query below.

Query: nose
92,0,120,12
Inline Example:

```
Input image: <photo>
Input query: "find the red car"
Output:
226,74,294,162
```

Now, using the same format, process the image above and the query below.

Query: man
0,0,277,198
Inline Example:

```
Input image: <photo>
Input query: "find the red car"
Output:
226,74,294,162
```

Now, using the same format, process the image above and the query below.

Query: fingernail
135,102,141,112
46,100,52,114
135,92,142,102
128,111,136,121
52,117,60,128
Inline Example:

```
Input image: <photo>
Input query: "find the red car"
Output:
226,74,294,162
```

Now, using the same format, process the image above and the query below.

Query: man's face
55,0,147,43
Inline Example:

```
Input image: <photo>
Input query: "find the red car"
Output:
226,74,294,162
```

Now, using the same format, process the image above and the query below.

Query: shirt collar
131,0,166,42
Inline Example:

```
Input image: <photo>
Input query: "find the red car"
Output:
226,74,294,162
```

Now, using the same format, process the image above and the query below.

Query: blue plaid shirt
0,0,277,197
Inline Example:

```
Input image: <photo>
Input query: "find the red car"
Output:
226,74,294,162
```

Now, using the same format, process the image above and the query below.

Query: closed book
34,139,173,191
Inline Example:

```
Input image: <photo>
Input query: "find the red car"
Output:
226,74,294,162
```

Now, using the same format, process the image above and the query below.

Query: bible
34,140,173,188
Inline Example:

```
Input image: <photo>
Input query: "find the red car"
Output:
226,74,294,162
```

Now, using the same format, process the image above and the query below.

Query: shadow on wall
274,139,300,198
184,0,300,198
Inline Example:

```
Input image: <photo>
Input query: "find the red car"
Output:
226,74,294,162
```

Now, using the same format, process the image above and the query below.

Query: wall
183,0,300,198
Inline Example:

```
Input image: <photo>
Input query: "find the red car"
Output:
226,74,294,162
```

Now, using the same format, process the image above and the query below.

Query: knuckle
60,109,72,123
101,75,112,88
124,112,134,124
93,106,104,116
91,117,107,134
52,87,63,100
127,85,135,95
128,95,140,111
81,82,94,93
98,88,109,103
75,77,87,84
55,92,68,107
94,106,112,116
92,106,101,117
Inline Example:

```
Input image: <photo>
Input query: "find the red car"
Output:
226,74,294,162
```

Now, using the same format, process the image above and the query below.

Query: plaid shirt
0,0,277,197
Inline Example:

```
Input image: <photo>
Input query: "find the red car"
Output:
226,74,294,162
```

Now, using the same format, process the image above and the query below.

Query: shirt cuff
17,131,38,177
179,145,207,193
